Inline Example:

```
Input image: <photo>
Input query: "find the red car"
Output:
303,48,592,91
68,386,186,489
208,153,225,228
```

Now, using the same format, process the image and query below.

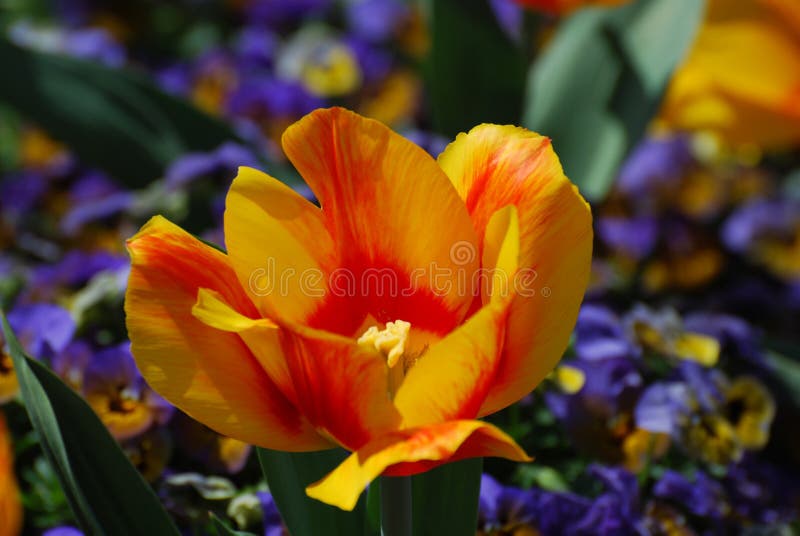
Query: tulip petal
393,207,519,428
224,167,341,328
126,216,328,451
192,288,298,406
438,125,593,416
306,420,530,511
281,107,480,335
278,326,402,450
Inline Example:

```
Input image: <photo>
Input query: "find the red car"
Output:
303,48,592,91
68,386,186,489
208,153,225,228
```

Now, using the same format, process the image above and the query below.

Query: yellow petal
438,124,593,416
661,3,800,149
393,207,519,428
224,166,338,328
673,332,720,367
192,288,298,406
306,420,531,511
126,216,328,451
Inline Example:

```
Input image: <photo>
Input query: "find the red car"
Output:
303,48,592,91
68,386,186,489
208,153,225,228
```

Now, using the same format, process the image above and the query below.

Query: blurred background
0,0,799,534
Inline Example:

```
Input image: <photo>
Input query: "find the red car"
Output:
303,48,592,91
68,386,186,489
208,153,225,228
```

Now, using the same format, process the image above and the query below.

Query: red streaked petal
126,216,329,451
306,420,530,511
281,107,480,335
438,124,593,416
223,166,346,328
393,207,519,428
279,325,402,450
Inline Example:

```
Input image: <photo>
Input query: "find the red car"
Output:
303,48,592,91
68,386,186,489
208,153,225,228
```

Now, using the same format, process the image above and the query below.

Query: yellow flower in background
0,349,19,406
724,376,775,450
0,414,22,536
125,107,592,510
659,0,800,152
514,0,629,15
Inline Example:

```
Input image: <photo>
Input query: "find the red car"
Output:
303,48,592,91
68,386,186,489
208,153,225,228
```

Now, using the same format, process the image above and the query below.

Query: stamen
357,320,411,368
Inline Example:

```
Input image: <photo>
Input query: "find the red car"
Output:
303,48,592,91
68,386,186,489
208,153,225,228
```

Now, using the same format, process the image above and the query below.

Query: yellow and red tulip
0,414,22,536
659,0,800,151
125,107,592,510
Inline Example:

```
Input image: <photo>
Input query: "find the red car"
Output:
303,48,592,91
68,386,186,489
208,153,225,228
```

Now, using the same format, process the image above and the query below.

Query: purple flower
244,0,332,27
62,27,126,67
43,528,84,536
83,343,173,440
165,142,259,189
478,474,537,532
345,0,409,43
51,339,93,392
683,312,765,367
60,171,133,236
634,382,692,436
489,0,523,42
234,26,280,70
226,77,324,120
574,304,640,362
6,303,76,358
597,216,658,259
653,469,727,519
344,37,393,84
0,170,49,219
722,198,798,252
617,136,692,198
258,491,286,536
723,456,800,525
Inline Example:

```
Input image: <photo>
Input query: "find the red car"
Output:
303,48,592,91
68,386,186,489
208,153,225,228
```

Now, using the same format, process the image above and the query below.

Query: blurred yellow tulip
659,0,800,151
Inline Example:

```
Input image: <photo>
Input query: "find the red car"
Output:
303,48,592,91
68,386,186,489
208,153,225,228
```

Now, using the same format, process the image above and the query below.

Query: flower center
357,320,411,369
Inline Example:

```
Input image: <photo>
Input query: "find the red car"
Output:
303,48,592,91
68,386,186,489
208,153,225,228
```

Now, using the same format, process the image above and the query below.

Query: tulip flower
514,0,630,15
659,0,800,151
125,107,592,510
0,414,22,536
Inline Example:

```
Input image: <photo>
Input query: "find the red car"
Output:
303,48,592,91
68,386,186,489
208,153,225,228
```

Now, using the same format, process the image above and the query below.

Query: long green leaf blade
1,312,180,536
425,0,527,137
411,457,483,536
257,448,373,536
0,37,238,188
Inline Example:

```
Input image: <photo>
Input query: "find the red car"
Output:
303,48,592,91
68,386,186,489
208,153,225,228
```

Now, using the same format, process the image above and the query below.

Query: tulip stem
380,476,412,536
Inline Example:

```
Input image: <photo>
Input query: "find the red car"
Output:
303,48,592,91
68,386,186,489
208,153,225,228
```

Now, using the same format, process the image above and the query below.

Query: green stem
380,476,412,536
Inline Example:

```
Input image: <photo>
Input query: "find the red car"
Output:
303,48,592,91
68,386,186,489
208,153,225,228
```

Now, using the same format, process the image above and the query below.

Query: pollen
357,320,411,368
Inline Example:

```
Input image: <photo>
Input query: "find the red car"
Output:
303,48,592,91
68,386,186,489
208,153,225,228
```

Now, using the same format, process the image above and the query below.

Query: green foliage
523,0,705,201
257,448,375,536
0,37,238,188
411,458,483,536
0,312,180,536
424,0,528,137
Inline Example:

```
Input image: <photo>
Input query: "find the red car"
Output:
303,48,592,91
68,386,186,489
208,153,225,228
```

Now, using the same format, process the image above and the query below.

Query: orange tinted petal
306,420,530,511
393,207,519,428
281,107,480,335
279,326,401,450
126,216,328,451
438,125,592,415
192,288,298,407
0,414,22,536
224,167,339,327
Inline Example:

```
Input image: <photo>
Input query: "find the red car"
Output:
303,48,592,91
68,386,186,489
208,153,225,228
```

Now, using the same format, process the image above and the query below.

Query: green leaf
0,312,180,536
765,349,800,408
411,457,482,536
257,448,374,536
523,0,705,201
0,37,238,188
424,0,527,137
210,514,256,536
